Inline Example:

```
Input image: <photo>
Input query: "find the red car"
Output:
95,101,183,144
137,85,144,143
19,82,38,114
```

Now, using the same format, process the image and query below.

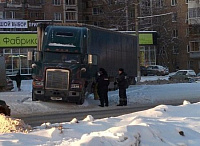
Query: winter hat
119,68,124,72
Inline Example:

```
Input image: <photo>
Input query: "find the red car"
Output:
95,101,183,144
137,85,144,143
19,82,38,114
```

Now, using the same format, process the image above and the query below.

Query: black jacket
15,74,22,83
117,72,127,89
97,73,109,92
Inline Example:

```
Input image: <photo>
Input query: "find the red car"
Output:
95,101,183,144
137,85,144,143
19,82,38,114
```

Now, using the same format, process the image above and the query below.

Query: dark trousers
16,82,21,91
98,90,108,106
119,87,127,105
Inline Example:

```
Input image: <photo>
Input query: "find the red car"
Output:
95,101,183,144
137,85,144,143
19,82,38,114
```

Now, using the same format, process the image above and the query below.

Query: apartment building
1,0,200,75
138,0,190,72
188,0,200,73
0,0,79,76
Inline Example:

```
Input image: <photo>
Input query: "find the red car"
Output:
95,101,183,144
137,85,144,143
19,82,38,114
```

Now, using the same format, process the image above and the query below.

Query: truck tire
77,97,84,105
32,91,39,101
76,91,85,105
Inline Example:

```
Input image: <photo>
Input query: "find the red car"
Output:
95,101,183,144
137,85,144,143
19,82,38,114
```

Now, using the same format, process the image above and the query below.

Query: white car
169,70,196,81
146,65,166,76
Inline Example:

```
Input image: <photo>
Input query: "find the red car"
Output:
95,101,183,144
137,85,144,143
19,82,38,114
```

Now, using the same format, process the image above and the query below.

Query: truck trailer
0,56,7,90
29,23,137,104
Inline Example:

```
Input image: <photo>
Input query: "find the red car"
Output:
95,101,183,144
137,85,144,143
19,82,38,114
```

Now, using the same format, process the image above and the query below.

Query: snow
1,75,200,145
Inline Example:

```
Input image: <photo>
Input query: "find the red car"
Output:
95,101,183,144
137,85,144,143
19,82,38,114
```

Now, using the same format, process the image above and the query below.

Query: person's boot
99,101,104,107
117,100,123,106
123,100,127,106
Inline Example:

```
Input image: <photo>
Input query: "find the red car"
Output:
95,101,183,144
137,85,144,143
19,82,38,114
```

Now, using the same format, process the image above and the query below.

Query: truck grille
45,69,69,90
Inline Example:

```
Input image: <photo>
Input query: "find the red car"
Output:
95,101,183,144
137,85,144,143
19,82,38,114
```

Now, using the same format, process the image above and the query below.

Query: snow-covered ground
1,75,200,117
1,75,200,145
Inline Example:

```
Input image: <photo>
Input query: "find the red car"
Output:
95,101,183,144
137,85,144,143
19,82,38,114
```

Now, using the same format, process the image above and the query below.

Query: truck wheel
77,91,85,105
77,97,84,105
32,91,38,101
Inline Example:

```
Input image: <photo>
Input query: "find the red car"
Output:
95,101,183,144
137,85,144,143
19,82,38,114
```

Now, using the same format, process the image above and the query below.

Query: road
19,105,155,127
18,98,198,127
2,79,200,127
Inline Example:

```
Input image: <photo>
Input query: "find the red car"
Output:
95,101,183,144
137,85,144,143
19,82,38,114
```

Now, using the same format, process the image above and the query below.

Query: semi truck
29,23,137,104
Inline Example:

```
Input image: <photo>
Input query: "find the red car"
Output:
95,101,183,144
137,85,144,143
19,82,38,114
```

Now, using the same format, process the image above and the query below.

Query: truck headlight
71,84,80,89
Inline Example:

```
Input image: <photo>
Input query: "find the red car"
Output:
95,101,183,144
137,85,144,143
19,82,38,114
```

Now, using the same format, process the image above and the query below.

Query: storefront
0,32,37,77
120,31,157,66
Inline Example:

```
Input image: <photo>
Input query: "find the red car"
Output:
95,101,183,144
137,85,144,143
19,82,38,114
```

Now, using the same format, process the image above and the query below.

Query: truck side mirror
34,51,42,62
87,54,98,65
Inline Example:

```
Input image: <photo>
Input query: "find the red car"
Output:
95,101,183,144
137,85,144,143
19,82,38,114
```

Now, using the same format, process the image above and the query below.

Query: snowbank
0,114,32,133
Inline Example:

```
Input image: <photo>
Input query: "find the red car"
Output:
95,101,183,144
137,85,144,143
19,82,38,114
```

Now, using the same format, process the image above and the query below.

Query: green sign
131,33,153,45
0,34,37,47
139,34,153,45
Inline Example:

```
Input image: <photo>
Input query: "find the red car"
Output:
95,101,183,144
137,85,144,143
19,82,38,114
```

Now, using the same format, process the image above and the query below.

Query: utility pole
125,0,128,31
135,0,141,82
63,0,66,23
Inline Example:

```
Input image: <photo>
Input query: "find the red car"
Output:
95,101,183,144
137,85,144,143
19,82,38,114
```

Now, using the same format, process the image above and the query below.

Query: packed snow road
0,77,200,125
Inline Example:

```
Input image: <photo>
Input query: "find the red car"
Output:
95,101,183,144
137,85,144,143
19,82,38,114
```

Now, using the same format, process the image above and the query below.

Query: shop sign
139,34,153,45
0,20,28,28
0,34,37,47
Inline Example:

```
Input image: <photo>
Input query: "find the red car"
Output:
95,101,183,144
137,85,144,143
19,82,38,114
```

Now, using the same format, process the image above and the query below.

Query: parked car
146,65,166,76
188,72,200,82
0,100,11,116
5,76,14,91
169,70,196,82
163,66,169,75
140,66,147,76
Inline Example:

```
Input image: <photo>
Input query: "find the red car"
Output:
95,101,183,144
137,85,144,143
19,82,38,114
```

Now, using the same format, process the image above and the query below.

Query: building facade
0,0,200,76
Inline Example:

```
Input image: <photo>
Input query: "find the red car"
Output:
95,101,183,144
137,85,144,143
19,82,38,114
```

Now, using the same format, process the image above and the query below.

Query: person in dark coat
96,68,109,107
116,68,128,106
15,72,22,91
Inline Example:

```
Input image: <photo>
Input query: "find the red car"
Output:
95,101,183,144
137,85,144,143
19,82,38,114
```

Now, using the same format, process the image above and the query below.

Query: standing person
15,72,22,91
96,68,109,107
116,68,128,106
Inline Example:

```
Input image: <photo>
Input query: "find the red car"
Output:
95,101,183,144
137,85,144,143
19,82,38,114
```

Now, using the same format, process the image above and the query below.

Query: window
66,0,75,5
171,0,177,6
172,46,179,54
190,41,200,52
92,7,103,15
156,0,164,8
66,11,77,21
3,48,33,75
53,0,61,5
187,45,190,53
0,11,3,19
9,11,15,19
185,0,188,4
189,8,200,19
172,13,177,22
185,12,188,23
172,29,178,38
54,13,61,20
186,28,189,37
188,61,194,69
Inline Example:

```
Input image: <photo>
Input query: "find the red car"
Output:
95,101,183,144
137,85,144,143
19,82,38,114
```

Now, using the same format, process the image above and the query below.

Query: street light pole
135,1,141,82
63,0,66,23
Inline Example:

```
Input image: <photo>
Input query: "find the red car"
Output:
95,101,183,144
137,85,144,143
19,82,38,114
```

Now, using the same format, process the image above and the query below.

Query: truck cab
30,24,97,104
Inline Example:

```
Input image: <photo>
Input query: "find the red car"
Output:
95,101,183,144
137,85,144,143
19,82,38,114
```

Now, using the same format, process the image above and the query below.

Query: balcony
188,0,200,25
190,52,200,59
65,5,77,11
27,4,42,9
6,3,22,8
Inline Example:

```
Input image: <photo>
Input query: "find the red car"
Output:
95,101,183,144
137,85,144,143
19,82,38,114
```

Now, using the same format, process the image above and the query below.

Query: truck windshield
44,52,81,63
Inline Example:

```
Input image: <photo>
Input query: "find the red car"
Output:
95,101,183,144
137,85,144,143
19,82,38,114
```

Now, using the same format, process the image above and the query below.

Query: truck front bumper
33,88,81,102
